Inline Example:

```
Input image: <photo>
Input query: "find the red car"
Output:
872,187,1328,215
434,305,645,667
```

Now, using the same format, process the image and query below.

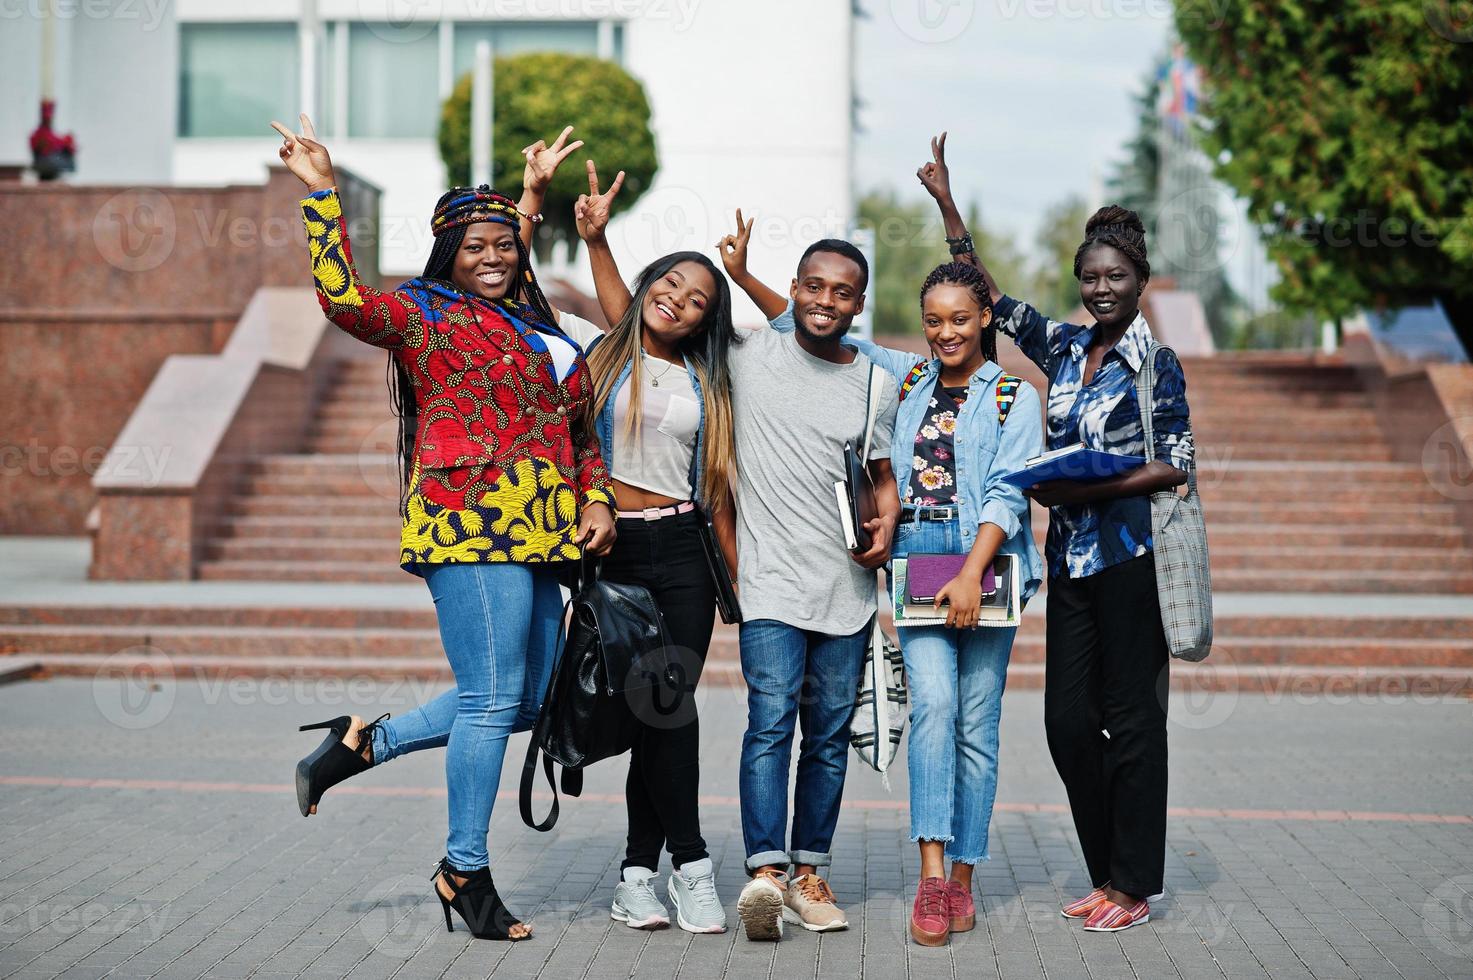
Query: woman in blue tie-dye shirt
918,133,1194,935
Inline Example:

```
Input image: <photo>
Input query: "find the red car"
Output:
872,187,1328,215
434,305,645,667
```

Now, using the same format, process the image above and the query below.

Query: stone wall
0,166,378,535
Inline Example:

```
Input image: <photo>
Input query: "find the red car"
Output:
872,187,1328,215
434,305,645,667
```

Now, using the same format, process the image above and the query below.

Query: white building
1,0,858,324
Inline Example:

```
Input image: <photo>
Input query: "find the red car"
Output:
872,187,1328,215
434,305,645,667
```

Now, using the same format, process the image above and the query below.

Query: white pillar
39,2,55,101
299,0,319,123
438,20,454,99
471,40,493,188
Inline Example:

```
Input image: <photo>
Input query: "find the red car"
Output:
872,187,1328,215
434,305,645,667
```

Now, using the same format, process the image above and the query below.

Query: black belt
903,505,958,523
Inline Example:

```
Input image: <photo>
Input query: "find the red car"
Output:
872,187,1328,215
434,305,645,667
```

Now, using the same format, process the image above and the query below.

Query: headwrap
430,184,525,237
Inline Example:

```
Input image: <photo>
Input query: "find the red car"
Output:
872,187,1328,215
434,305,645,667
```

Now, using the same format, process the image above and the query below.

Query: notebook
1000,443,1146,488
906,554,997,604
893,554,1020,628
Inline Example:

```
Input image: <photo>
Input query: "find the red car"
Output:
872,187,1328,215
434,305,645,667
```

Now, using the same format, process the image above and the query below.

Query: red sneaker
1083,897,1151,932
945,880,975,933
910,877,949,946
1061,885,1109,919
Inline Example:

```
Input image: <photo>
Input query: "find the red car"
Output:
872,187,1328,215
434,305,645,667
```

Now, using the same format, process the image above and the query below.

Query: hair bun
1084,205,1144,238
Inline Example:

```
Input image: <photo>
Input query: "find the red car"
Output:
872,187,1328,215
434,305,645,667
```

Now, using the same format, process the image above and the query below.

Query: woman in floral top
920,132,1193,934
274,116,615,942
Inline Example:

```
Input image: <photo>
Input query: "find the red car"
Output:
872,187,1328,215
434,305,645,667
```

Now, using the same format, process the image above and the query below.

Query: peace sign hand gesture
521,126,585,196
270,114,335,194
574,160,625,244
916,131,953,205
716,208,756,279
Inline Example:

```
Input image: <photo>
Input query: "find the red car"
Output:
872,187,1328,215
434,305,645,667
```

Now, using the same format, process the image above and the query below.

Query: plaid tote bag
1136,342,1214,661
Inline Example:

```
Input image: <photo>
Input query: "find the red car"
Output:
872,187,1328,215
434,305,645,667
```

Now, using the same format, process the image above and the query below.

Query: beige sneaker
737,869,788,941
782,873,849,932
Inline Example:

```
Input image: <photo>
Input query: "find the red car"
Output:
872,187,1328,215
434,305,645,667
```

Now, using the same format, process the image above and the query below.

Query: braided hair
919,260,998,364
387,185,558,514
1072,205,1150,284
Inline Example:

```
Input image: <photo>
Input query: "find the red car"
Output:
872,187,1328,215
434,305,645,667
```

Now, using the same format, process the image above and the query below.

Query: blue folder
1001,447,1146,488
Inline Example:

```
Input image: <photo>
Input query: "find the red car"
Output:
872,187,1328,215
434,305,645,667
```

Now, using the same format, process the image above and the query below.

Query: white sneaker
611,867,669,930
668,858,727,934
736,870,788,941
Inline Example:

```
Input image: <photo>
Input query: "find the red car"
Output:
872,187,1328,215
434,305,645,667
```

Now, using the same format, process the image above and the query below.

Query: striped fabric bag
850,605,906,782
1136,342,1213,661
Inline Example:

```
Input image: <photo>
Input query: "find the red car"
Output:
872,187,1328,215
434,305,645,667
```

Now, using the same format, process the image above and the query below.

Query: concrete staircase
5,351,1473,693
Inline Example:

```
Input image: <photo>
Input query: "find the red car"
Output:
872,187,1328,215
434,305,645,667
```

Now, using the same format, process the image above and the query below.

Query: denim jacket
768,305,1044,600
589,346,709,509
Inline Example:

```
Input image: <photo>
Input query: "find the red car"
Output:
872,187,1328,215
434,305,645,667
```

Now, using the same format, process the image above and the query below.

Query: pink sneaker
1061,885,1109,919
1083,897,1150,932
910,877,949,946
945,880,975,933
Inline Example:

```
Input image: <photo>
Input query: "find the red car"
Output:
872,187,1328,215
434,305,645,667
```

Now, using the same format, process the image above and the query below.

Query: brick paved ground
0,677,1470,979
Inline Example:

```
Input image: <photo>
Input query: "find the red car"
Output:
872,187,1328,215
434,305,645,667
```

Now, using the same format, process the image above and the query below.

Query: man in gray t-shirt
722,238,900,940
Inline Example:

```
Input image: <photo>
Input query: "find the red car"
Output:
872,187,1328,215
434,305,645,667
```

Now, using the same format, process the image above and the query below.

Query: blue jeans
368,562,562,871
738,619,867,872
894,517,1014,864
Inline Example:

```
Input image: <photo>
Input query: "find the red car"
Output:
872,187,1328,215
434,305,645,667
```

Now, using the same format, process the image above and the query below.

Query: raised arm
575,160,635,327
272,115,423,351
917,132,1000,305
917,132,1060,374
516,125,584,256
717,209,788,320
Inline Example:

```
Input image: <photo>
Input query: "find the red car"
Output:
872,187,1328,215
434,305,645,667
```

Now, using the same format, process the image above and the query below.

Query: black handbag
694,504,742,624
519,560,674,832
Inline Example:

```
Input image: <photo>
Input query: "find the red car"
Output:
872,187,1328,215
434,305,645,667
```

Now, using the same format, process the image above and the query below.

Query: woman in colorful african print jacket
921,133,1194,935
274,115,615,943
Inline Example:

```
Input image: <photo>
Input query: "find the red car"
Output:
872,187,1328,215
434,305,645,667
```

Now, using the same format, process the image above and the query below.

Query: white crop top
559,312,699,500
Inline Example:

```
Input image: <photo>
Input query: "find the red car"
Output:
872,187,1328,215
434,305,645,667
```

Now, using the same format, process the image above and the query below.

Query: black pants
600,509,716,871
1044,554,1169,898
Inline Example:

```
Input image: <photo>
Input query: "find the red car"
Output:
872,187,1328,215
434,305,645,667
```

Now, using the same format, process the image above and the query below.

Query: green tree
1174,0,1473,353
858,191,1031,333
438,52,658,261
1033,195,1092,320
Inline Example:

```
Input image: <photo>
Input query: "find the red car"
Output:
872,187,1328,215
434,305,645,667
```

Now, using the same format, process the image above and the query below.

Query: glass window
451,21,600,78
178,23,298,137
348,24,439,138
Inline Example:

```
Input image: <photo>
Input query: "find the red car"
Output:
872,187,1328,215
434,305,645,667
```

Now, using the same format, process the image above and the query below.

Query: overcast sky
854,1,1174,262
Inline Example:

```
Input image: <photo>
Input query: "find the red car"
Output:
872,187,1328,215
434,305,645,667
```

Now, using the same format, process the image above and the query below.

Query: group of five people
274,114,1193,947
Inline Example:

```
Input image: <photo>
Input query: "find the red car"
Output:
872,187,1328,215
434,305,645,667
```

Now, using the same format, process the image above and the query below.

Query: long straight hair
584,251,742,512
387,188,556,514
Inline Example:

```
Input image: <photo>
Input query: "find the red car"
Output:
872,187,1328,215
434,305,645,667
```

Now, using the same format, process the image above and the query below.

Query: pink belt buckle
642,506,665,521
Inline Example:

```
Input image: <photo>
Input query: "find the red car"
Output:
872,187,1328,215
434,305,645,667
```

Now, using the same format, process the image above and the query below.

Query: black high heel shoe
433,858,530,941
294,713,387,817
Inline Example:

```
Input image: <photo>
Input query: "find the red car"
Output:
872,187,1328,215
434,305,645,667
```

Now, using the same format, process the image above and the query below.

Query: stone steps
203,517,1467,550
23,652,1473,696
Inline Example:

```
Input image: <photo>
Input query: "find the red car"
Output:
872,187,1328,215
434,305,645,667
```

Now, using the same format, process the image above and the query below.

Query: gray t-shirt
728,327,899,635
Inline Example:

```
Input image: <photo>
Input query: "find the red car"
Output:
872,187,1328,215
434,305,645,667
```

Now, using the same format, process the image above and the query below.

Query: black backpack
519,561,675,831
